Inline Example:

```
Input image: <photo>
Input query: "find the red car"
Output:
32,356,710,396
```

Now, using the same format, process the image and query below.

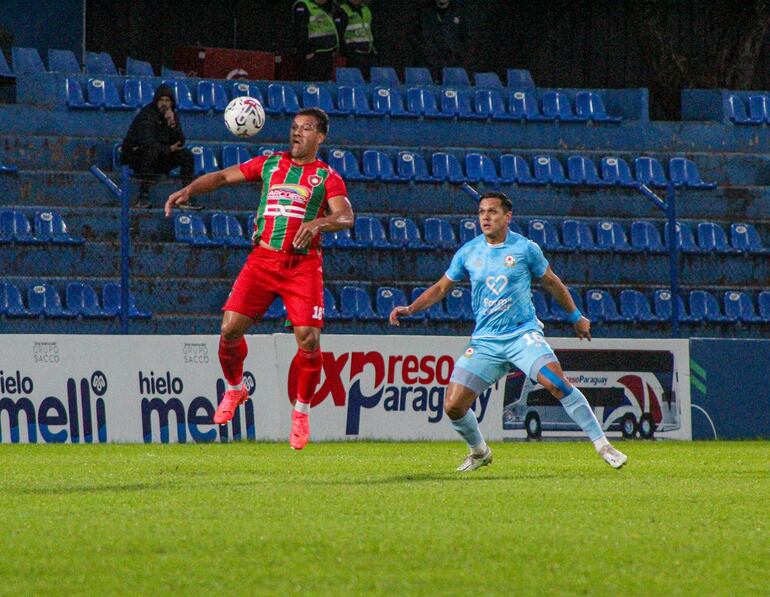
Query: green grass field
0,441,767,596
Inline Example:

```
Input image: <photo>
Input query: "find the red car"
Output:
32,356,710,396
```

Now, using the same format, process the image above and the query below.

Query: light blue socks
560,387,605,442
450,410,485,451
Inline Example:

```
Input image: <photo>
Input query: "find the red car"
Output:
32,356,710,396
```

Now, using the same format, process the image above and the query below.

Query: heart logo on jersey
486,275,507,295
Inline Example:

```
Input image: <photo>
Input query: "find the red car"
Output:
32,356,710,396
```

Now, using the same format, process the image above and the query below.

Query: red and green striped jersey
239,151,348,254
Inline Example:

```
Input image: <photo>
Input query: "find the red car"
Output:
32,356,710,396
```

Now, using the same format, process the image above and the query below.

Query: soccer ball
224,96,266,138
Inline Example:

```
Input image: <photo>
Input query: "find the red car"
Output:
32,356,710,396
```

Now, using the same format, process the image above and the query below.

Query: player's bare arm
538,266,591,340
292,195,354,249
389,275,456,326
164,165,247,217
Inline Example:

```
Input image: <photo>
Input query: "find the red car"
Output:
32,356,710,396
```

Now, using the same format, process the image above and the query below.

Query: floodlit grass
0,441,767,596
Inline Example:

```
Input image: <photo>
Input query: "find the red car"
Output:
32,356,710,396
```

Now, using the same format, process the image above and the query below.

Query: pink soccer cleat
290,411,310,450
213,387,249,425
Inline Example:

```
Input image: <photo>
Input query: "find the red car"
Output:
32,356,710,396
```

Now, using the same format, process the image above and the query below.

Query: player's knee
538,364,572,399
444,399,466,420
295,327,320,351
220,321,243,341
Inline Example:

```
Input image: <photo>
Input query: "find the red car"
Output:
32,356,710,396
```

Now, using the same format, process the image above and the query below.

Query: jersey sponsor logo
264,204,306,219
485,275,508,295
266,184,311,204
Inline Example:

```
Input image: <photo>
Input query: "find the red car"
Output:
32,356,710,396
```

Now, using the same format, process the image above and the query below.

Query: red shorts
223,246,325,328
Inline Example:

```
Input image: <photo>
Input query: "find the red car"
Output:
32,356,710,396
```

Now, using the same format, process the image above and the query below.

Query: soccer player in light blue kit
390,192,627,472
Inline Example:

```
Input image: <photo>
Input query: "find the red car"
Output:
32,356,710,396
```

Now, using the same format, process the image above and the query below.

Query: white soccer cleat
456,447,493,472
599,444,628,469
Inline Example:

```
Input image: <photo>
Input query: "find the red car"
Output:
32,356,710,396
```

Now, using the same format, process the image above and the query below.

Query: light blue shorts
451,330,558,393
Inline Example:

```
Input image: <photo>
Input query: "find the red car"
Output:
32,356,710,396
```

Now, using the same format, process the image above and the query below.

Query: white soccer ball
224,96,266,138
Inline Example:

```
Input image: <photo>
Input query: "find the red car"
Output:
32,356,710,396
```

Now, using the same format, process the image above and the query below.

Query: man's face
478,198,512,239
156,96,173,113
436,0,450,8
289,114,325,161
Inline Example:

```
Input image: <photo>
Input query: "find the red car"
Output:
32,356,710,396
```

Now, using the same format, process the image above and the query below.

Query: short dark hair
479,191,513,212
296,107,329,135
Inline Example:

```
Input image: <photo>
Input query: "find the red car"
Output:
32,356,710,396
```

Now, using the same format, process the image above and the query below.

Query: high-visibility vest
341,3,374,55
294,0,338,54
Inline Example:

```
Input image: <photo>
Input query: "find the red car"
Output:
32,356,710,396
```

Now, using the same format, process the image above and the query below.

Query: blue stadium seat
86,78,132,110
267,83,301,115
210,213,251,247
619,289,664,323
595,221,637,253
549,288,584,322
506,69,535,90
404,67,434,86
0,50,15,78
440,88,484,120
697,222,737,254
0,209,45,244
174,213,217,246
355,216,391,248
689,290,731,322
723,291,762,323
600,156,637,187
103,283,152,319
747,95,769,123
445,287,473,321
758,291,770,322
499,154,543,185
189,144,220,176
474,72,504,89
34,210,84,245
541,91,586,122
562,219,600,252
12,46,46,74
161,65,186,78
0,158,17,174
65,78,99,109
654,289,696,323
574,91,621,123
730,223,769,254
528,219,564,251
162,79,206,112
322,227,359,248
362,150,406,182
668,157,716,189
327,148,370,181
459,218,481,244
256,145,283,157
508,90,549,121
27,282,77,318
634,157,668,187
126,56,155,77
84,51,118,75
508,220,524,235
630,221,666,253
335,67,365,86
228,80,265,102
530,289,552,322
376,287,413,319
263,297,286,320
567,155,611,186
370,66,400,87
48,49,81,74
323,288,341,320
0,282,34,317
389,216,426,249
111,143,124,170
423,217,457,249
396,151,435,183
197,80,229,112
337,85,377,117
339,286,379,320
406,87,451,119
371,86,415,117
664,221,705,254
65,282,111,318
412,286,455,321
465,153,499,184
123,78,155,108
431,152,466,183
586,289,631,322
302,84,345,115
474,89,516,121
726,94,761,125
442,67,471,87
532,155,576,186
221,144,252,168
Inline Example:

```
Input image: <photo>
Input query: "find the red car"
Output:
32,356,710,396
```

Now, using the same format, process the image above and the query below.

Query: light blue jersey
446,230,549,339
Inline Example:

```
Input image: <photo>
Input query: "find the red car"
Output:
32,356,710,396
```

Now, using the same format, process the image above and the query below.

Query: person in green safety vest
339,0,377,79
292,0,345,81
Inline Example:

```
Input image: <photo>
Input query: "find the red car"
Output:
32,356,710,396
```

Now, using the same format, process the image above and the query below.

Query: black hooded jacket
122,85,185,155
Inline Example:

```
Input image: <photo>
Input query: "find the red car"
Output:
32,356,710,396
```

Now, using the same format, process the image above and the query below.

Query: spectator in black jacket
413,0,467,82
121,85,199,209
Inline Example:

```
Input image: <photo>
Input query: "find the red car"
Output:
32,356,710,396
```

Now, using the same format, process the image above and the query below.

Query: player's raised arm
538,266,591,341
389,274,456,326
164,164,247,217
292,195,354,249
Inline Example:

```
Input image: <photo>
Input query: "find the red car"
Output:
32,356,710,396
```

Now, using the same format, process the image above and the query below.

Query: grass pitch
0,441,767,596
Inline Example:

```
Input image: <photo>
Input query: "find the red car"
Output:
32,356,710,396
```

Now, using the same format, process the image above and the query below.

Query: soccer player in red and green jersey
165,108,353,450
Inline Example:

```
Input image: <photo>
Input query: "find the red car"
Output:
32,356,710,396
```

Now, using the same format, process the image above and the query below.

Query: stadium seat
730,223,769,254
0,50,15,78
586,289,631,322
530,289,552,322
567,155,611,186
85,78,132,110
11,46,46,74
465,153,500,184
619,289,664,323
65,282,111,318
499,154,543,185
396,151,435,183
723,291,762,323
323,288,341,320
442,67,471,87
508,220,524,235
126,56,155,77
362,150,406,182
267,83,301,115
102,283,152,319
689,290,731,322
532,155,576,186
474,72,504,89
664,221,705,254
0,209,45,244
376,287,415,319
423,217,457,249
549,288,584,322
354,216,391,248
595,221,637,253
440,88,484,120
161,65,186,78
668,157,717,189
370,66,400,87
327,148,370,181
47,49,81,74
322,227,359,248
758,291,770,322
528,219,564,251
123,78,155,108
562,219,600,252
210,213,251,247
389,216,426,249
474,89,516,121
263,297,286,320
406,87,451,119
574,91,621,123
747,94,769,123
84,51,118,75
337,85,377,117
0,158,17,174
228,80,265,102
188,144,220,176
65,78,99,109
302,84,345,115
506,69,535,90
162,79,206,112
697,222,738,254
412,286,455,321
197,80,229,112
445,287,473,321
256,145,283,157
653,289,695,323
370,87,415,118
630,220,666,253
634,157,668,187
0,282,33,317
508,90,549,121
34,210,84,245
27,283,77,318
221,144,252,168
339,286,379,320
431,152,466,183
459,218,481,244
600,156,637,187
542,91,586,122
404,67,434,86
726,94,761,125
335,67,366,86
174,213,217,246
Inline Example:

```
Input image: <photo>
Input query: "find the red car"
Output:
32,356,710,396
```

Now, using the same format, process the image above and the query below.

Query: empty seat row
336,66,535,90
0,281,151,319
0,209,83,245
727,94,770,125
